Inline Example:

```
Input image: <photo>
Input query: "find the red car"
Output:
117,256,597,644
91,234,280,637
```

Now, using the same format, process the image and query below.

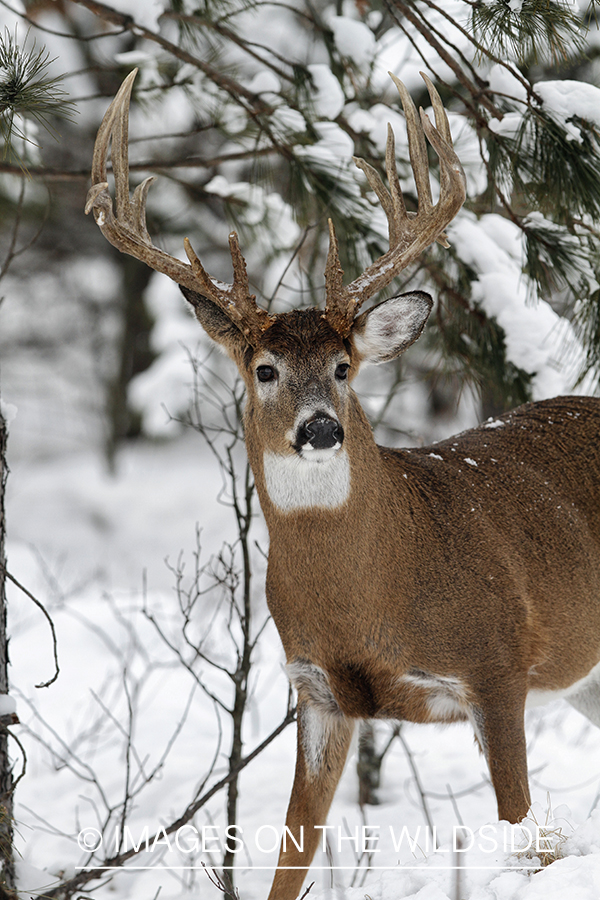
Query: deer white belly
526,659,600,708
263,449,350,511
398,670,470,720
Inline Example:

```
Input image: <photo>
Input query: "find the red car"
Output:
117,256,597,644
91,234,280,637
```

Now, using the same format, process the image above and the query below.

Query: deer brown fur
86,70,600,900
186,291,600,898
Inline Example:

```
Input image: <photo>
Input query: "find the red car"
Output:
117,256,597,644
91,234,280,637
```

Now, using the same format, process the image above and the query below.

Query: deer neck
244,396,418,665
244,394,400,535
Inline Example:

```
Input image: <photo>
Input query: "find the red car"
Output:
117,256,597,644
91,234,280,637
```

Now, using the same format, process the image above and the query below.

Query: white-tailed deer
87,71,600,899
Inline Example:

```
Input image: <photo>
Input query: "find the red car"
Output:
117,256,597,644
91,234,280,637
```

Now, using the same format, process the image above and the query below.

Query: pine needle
0,27,76,165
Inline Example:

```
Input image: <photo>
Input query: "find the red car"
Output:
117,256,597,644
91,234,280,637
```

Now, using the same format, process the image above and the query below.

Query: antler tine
420,71,452,145
324,72,466,338
324,218,345,300
385,124,408,243
389,72,433,214
111,70,134,222
420,72,454,220
85,69,274,345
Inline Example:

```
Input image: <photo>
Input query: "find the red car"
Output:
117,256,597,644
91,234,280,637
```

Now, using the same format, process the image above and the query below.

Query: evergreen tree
1,1,600,889
2,0,599,446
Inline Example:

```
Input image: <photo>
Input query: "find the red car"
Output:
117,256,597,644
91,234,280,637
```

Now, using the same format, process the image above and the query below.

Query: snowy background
2,0,600,898
7,426,600,900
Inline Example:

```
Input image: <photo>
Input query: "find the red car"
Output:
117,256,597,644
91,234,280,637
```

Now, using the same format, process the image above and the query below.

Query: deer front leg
267,700,355,900
472,691,531,823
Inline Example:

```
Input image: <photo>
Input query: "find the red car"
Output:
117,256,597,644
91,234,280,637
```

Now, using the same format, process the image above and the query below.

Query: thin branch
397,726,438,846
0,142,287,181
0,724,26,792
418,0,539,103
201,862,240,898
384,0,500,121
264,226,314,311
68,0,266,110
0,0,126,40
2,568,59,688
141,603,233,710
162,11,298,85
446,782,464,826
42,703,296,898
14,693,113,812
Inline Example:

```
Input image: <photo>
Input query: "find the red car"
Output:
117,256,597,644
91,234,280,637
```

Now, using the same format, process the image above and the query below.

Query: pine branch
0,27,76,166
471,0,588,66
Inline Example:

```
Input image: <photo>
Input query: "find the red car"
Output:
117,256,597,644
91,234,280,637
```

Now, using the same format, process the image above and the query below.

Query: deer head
86,69,465,484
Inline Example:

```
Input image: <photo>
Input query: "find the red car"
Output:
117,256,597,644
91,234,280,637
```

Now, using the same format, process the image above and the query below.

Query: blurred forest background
2,0,600,470
1,1,600,898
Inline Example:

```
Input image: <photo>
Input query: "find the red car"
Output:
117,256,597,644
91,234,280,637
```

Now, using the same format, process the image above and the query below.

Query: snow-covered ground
2,0,600,892
6,426,600,900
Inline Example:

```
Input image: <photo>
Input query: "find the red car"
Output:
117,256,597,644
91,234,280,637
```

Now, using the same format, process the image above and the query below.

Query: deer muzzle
295,415,344,453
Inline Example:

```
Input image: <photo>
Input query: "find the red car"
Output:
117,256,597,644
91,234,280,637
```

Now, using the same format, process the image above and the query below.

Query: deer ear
351,291,433,365
180,286,251,361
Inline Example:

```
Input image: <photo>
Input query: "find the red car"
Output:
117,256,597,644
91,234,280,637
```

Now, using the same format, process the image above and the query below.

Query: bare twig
446,783,464,827
452,830,464,900
1,568,59,688
397,726,438,847
201,861,240,897
41,703,296,898
0,725,26,792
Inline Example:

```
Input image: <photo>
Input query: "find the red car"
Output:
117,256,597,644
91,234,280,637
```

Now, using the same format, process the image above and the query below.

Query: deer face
248,313,353,512
183,289,432,455
182,287,432,510
247,309,351,460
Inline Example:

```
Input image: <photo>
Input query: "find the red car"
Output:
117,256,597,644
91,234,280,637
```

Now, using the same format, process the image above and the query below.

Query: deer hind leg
267,695,355,900
471,691,531,823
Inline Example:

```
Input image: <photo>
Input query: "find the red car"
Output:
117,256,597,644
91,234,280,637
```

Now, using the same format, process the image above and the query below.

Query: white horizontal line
75,864,541,871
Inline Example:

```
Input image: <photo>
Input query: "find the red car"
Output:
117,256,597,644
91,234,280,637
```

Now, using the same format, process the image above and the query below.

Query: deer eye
335,363,350,380
257,365,276,383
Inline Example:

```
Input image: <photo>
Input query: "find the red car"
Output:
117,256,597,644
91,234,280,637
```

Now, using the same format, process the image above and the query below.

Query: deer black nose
297,416,344,451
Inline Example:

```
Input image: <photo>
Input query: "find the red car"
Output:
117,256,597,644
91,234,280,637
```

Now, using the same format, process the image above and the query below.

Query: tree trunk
357,721,381,807
222,462,255,897
104,255,155,472
0,408,15,895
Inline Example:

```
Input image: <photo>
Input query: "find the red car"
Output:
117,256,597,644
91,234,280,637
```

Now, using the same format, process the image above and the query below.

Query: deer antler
85,69,275,345
325,72,466,338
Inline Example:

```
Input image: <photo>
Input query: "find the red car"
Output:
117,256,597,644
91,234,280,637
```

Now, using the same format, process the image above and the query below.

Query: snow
245,70,281,98
488,64,529,104
347,103,409,155
307,64,346,120
0,401,17,425
0,695,17,716
5,398,600,900
311,121,356,160
204,176,300,249
2,2,600,898
329,16,377,67
99,0,165,31
488,111,524,140
448,212,588,399
270,105,307,137
535,80,600,143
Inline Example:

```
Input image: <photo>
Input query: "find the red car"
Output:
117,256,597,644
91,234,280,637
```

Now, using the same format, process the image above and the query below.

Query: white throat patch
263,449,350,511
